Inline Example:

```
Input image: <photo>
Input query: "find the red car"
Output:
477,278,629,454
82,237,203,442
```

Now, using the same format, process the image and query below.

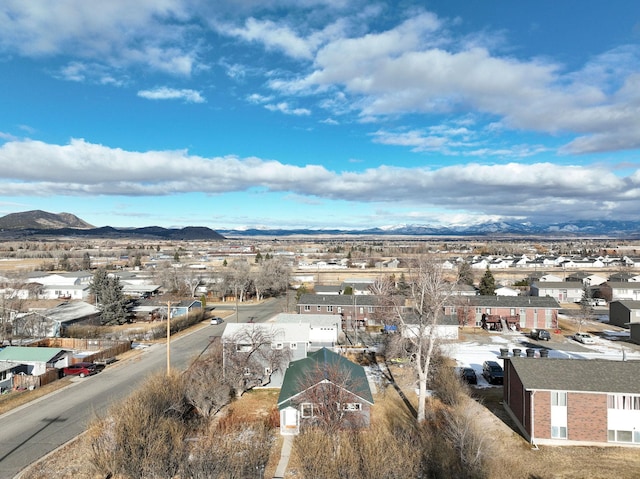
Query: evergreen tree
479,267,496,295
90,268,128,325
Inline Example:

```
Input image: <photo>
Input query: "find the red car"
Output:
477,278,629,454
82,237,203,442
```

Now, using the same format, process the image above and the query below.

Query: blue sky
1,1,640,230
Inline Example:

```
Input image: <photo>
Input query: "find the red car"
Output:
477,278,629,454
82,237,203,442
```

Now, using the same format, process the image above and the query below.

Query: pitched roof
298,293,378,306
277,347,373,409
0,346,66,363
454,295,560,308
509,357,640,394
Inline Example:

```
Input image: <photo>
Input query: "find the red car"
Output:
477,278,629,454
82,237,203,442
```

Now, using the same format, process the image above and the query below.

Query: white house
270,313,340,348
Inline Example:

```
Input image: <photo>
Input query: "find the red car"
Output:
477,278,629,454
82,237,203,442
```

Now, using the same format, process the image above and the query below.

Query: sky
1,1,640,230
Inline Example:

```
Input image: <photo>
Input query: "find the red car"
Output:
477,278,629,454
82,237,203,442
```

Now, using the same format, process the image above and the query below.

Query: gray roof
530,281,585,290
510,357,640,394
454,295,560,309
298,293,378,306
612,300,640,310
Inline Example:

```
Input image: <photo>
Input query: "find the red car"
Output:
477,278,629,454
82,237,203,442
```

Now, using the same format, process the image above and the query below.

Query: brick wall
533,390,551,440
567,392,608,442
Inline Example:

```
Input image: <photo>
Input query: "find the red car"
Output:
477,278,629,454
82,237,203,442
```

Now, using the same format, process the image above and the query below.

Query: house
529,281,586,303
503,356,640,446
0,361,20,392
566,272,607,286
448,295,560,330
170,300,202,318
609,301,640,329
13,301,101,337
0,346,71,376
495,286,520,297
313,285,343,295
451,283,478,296
401,314,459,341
270,313,341,348
25,271,93,300
599,282,640,302
277,348,374,435
608,272,640,283
221,322,310,389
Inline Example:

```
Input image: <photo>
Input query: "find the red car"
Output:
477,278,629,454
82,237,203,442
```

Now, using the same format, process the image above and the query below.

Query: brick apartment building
446,295,560,330
503,356,640,446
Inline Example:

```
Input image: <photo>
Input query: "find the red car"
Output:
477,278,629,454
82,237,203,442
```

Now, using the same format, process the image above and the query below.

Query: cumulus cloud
1,138,640,223
138,87,205,103
0,0,199,75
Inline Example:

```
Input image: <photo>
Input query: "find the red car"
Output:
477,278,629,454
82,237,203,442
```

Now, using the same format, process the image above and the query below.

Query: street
0,297,284,479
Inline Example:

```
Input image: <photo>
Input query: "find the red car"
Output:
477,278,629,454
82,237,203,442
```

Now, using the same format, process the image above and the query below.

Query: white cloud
264,102,311,115
0,0,199,75
138,87,205,103
1,138,640,223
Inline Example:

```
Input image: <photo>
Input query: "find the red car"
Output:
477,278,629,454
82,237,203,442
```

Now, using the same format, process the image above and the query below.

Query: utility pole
166,301,171,375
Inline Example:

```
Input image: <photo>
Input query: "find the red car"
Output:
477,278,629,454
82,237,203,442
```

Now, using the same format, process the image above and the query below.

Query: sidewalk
272,434,293,479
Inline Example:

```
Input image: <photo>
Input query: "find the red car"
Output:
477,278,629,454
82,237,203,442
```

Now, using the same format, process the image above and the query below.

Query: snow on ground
443,331,640,389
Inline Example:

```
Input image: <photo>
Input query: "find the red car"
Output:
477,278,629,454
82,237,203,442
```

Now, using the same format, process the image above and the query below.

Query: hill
0,210,94,230
0,211,225,240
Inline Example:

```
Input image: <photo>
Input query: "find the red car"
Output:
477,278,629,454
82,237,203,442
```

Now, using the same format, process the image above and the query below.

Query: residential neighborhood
2,236,640,479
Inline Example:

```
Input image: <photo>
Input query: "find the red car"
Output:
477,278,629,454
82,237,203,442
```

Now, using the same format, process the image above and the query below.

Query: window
301,403,313,418
236,343,252,352
337,307,342,314
551,391,567,407
271,342,283,349
608,394,640,410
486,308,491,315
304,305,310,312
327,306,333,312
290,342,298,350
264,367,272,376
551,426,567,439
343,403,362,411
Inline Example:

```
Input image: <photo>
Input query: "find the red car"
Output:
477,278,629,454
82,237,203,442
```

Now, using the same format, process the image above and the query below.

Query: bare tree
225,259,252,303
223,324,291,396
292,361,368,434
576,284,594,333
389,256,455,422
253,256,291,301
183,340,233,418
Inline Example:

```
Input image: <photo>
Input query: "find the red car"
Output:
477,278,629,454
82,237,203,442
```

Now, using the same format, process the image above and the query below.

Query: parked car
62,362,101,378
529,329,551,341
573,332,596,344
210,316,224,325
590,298,607,307
459,367,477,385
482,360,504,385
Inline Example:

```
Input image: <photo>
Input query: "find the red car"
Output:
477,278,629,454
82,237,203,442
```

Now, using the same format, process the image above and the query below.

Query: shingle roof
612,300,640,310
509,357,640,394
298,293,378,306
454,295,560,308
277,347,373,409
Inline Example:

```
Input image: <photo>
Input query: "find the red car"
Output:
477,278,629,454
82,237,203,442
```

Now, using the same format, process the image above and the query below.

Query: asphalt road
0,297,285,479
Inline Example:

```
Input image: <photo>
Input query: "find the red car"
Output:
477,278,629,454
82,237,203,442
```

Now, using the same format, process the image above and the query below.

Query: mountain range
1,210,640,239
0,210,225,241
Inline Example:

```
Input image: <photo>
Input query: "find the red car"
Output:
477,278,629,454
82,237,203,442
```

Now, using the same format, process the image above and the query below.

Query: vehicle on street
529,329,551,341
62,362,101,378
589,298,607,307
573,332,596,344
210,316,224,325
482,360,504,385
459,367,477,385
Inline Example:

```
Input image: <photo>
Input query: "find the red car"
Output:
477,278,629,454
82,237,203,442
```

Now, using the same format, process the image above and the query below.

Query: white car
210,316,224,325
573,332,596,344
588,298,607,307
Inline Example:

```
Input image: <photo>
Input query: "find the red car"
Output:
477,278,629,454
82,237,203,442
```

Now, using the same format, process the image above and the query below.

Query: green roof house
0,346,70,376
277,348,374,435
